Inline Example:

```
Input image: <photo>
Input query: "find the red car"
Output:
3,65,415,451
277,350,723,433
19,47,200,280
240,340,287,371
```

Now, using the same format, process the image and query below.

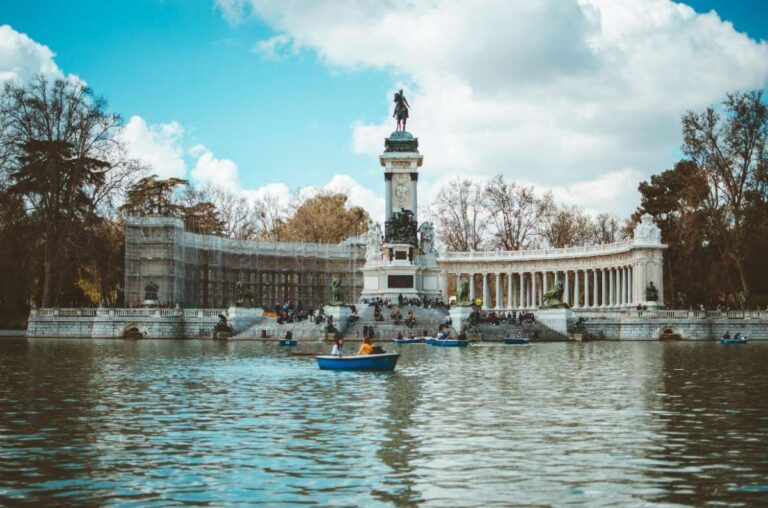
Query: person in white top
330,336,344,356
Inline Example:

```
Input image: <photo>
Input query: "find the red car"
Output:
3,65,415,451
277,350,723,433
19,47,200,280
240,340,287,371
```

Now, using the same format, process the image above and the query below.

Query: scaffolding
124,217,365,309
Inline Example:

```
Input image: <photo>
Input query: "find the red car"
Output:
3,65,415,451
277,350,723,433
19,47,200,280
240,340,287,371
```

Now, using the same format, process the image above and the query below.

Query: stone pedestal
449,306,474,334
536,308,573,337
227,307,264,333
324,305,352,333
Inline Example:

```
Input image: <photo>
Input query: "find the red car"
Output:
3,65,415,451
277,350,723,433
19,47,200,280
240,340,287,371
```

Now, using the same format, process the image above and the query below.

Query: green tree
1,76,135,307
681,90,768,300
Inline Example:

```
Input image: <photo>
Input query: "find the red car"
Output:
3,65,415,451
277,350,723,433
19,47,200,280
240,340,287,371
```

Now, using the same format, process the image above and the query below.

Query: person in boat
331,336,344,356
733,332,742,340
396,331,403,340
357,336,374,355
723,330,731,340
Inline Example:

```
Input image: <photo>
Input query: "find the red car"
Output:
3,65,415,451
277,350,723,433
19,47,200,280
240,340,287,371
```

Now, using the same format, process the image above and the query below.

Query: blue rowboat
720,337,748,345
504,338,530,345
279,339,298,347
316,353,401,371
393,337,425,344
431,339,469,347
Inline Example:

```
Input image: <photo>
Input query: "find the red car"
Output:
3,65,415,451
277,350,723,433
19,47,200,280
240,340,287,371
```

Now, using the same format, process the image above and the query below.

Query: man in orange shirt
357,336,374,355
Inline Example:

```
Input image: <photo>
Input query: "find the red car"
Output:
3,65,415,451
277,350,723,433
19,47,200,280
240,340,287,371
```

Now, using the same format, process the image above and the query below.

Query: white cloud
190,144,241,191
252,34,293,59
121,116,187,179
222,0,768,216
0,24,63,82
323,174,385,223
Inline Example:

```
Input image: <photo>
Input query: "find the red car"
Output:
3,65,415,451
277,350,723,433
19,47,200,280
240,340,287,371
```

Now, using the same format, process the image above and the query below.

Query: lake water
1,339,767,507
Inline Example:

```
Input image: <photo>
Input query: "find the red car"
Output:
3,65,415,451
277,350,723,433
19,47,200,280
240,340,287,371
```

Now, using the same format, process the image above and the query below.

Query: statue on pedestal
418,222,435,255
541,280,569,309
330,276,343,306
365,221,382,261
645,282,659,302
456,278,471,307
384,207,418,245
393,89,411,132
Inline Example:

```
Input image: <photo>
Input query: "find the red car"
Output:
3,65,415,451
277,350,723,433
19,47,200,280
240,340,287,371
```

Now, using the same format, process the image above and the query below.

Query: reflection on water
0,339,766,506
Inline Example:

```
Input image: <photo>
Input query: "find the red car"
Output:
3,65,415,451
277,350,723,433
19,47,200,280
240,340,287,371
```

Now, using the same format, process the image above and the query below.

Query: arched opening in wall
124,324,146,340
659,327,682,341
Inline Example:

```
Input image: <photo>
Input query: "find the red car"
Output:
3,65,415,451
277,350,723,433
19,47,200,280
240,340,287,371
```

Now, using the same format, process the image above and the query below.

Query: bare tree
430,177,488,251
483,174,550,250
590,213,623,244
253,191,287,241
541,204,592,248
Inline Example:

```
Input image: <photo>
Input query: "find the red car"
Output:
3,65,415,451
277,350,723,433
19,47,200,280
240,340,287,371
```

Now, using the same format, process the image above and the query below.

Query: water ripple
0,339,767,506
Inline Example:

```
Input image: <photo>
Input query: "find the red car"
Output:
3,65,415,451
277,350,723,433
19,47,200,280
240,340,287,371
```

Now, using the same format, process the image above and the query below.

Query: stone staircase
470,321,567,341
343,305,450,340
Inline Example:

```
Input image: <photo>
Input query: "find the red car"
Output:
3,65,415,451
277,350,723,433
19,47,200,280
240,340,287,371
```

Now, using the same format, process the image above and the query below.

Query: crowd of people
468,309,536,326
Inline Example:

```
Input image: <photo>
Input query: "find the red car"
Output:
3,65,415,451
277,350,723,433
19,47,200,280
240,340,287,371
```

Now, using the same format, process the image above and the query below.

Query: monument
325,275,352,332
360,91,442,301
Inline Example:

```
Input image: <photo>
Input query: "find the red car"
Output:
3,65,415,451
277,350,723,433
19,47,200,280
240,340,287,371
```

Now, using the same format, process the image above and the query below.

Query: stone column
507,273,514,309
543,271,549,300
439,272,449,303
495,273,502,309
593,269,598,308
601,269,606,307
574,270,581,308
584,269,590,308
482,273,489,310
607,268,613,307
469,274,476,301
411,174,418,221
624,266,630,306
628,267,633,305
563,271,570,307
519,273,525,309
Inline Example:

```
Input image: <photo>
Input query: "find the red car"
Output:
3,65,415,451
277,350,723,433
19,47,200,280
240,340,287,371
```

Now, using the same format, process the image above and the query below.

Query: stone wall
26,308,247,339
577,312,768,340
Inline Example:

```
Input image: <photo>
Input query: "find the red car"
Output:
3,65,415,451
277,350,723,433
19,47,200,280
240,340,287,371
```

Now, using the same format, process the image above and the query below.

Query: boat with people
279,339,298,346
720,331,748,345
315,353,401,371
504,338,530,345
430,339,470,347
393,337,425,344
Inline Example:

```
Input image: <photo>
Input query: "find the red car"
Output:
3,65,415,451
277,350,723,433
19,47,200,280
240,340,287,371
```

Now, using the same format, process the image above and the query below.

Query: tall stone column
624,267,630,305
599,269,605,307
482,273,489,310
593,270,598,307
439,272,449,303
495,273,502,309
519,273,525,309
573,270,581,307
507,273,514,309
542,271,549,300
530,272,537,309
564,271,570,307
607,268,613,307
584,269,590,308
469,274,476,301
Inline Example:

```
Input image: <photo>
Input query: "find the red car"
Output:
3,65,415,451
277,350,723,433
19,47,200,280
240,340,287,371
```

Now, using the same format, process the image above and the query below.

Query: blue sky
2,1,768,220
